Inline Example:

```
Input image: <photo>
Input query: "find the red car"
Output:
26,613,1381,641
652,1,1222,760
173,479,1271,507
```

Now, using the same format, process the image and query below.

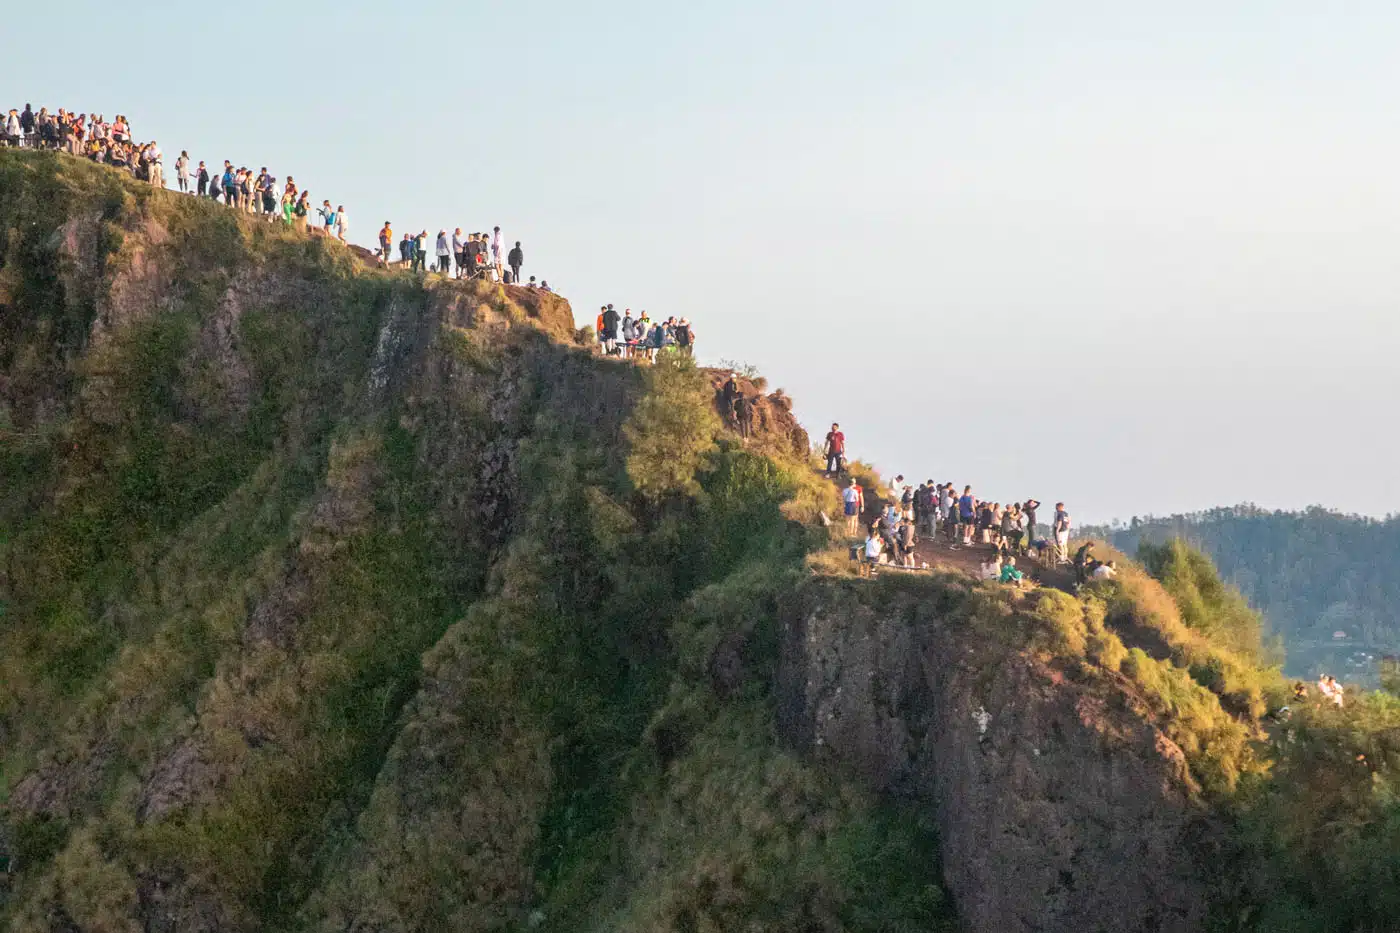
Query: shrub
623,354,720,500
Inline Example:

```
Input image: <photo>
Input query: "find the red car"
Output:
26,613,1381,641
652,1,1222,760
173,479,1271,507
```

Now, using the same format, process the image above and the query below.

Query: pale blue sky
6,1,1399,521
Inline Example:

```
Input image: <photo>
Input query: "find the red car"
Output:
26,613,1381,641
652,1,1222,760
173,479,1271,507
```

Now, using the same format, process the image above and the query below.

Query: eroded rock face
777,582,1212,933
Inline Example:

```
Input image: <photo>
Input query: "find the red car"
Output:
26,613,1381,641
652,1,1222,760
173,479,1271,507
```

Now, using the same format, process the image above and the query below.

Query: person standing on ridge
379,222,394,263
1053,502,1072,564
19,104,34,144
436,230,452,274
492,226,504,275
958,486,977,547
452,228,466,278
621,310,637,359
843,478,864,536
147,140,164,188
602,304,621,355
823,423,846,476
508,241,523,285
413,230,429,273
175,151,191,192
1022,499,1040,554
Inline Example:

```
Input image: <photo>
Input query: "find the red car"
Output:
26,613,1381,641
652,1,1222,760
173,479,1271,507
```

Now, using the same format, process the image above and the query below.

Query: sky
5,0,1399,523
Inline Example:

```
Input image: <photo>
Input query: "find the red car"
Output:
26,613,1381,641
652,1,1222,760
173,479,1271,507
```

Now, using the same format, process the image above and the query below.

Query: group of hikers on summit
822,423,1079,579
4,102,548,287
377,224,537,286
594,305,697,361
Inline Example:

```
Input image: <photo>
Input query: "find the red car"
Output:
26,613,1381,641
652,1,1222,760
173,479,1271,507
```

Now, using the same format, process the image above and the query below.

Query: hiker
333,205,348,241
898,518,917,568
1073,542,1095,584
721,373,741,424
735,392,753,439
1053,502,1072,563
863,530,883,575
413,231,429,273
492,226,504,275
436,230,452,274
19,104,34,143
1022,500,1040,552
195,161,209,196
979,554,1003,580
1002,503,1024,552
398,232,413,264
823,423,846,476
317,200,335,234
540,280,553,292
294,192,311,231
450,228,465,276
1092,560,1117,580
674,318,694,355
175,151,191,192
602,304,621,355
379,222,394,262
999,556,1025,586
4,109,20,146
843,479,864,537
958,486,977,546
508,241,523,284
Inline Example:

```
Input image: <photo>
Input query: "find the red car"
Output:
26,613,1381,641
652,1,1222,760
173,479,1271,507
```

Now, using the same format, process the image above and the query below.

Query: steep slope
0,149,1273,933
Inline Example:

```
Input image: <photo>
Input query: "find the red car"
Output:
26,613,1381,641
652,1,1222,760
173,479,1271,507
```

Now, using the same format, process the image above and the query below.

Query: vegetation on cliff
2,148,1398,933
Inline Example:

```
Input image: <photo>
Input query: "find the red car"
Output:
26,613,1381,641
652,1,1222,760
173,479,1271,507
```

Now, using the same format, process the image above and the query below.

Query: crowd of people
824,424,1081,580
594,305,697,362
377,224,539,286
4,106,171,184
3,102,549,287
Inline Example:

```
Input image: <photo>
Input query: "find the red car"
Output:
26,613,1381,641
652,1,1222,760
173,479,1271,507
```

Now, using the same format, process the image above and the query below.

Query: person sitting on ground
863,528,883,574
540,280,553,292
1092,560,1117,580
980,554,1003,581
999,556,1025,586
898,518,917,568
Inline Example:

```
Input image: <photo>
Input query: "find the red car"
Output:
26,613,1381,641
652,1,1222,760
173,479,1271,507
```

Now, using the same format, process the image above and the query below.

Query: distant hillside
1092,506,1400,676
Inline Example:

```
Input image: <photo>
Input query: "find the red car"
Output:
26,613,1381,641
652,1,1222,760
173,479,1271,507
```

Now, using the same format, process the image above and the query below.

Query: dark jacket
601,309,620,338
507,246,523,267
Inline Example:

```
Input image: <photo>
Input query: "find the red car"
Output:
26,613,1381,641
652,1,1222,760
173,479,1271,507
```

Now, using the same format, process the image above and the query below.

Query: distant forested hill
1091,506,1400,676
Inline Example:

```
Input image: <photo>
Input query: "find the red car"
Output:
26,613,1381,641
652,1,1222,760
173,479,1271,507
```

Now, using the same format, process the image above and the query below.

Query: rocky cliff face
777,579,1218,933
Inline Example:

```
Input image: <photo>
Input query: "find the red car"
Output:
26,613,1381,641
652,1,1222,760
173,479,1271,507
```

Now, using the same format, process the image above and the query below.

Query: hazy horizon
6,1,1397,523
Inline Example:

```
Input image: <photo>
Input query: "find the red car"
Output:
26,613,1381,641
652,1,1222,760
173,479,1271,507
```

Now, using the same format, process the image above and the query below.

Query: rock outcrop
777,579,1215,933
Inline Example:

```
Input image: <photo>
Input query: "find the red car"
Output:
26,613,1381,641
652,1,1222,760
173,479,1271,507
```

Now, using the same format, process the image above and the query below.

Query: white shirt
864,537,882,559
1093,564,1116,579
843,487,861,504
492,230,503,254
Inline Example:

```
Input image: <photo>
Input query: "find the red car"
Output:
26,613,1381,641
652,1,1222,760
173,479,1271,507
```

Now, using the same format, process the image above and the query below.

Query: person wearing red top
824,423,846,476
